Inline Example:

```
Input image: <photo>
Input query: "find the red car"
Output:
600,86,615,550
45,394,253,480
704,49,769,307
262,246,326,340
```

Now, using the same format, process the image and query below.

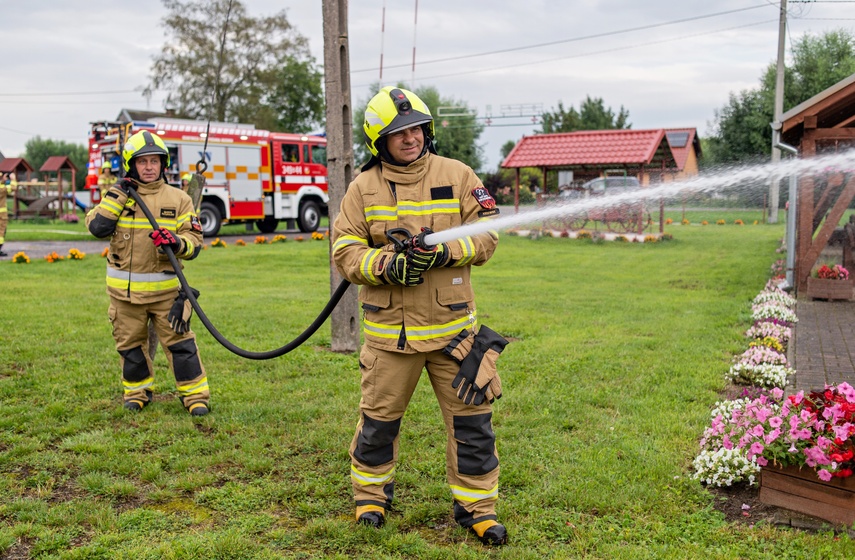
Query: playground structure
0,156,82,220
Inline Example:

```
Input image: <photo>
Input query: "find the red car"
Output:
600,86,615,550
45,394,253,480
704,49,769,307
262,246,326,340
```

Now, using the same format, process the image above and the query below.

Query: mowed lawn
2,220,853,559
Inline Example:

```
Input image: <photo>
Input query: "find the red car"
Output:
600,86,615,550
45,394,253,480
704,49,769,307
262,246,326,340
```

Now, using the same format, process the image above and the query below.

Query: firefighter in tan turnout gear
332,87,509,546
0,172,16,257
86,131,210,416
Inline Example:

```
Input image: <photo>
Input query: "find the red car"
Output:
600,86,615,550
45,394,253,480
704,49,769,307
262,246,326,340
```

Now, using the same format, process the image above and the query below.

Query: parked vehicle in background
87,118,328,236
561,176,641,198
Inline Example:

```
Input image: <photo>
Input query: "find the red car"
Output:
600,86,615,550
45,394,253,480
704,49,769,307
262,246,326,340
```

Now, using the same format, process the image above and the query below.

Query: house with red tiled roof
500,128,700,208
663,128,702,179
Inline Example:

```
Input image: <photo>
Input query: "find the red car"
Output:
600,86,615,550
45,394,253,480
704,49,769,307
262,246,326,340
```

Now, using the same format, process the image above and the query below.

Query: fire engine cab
87,117,329,236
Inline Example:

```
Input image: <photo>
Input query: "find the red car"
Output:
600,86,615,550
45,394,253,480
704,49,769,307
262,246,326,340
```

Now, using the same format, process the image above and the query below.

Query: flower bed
692,262,855,524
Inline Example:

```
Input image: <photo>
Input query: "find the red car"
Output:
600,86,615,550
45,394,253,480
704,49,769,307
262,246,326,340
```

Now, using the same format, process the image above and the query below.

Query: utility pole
769,0,788,224
322,0,359,352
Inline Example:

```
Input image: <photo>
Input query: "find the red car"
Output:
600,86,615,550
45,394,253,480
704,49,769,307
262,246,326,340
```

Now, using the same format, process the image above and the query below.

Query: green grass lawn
2,218,854,558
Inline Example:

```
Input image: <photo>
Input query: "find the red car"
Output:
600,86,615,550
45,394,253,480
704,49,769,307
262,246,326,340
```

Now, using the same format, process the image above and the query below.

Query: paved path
791,300,855,392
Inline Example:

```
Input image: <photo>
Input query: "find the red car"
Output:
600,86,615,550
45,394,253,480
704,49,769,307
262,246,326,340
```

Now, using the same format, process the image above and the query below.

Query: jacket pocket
359,285,392,313
436,284,474,311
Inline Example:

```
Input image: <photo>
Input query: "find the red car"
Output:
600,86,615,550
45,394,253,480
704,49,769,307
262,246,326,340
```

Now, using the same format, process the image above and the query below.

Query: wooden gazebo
780,73,855,293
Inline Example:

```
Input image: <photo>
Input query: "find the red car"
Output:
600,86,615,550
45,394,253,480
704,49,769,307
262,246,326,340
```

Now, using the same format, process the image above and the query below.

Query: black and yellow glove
167,288,200,334
409,242,450,271
384,252,424,286
451,326,509,405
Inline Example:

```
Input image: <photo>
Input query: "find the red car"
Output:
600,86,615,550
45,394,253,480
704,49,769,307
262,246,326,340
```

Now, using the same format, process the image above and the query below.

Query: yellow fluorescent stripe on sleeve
350,465,395,486
453,236,476,266
332,235,368,255
100,198,125,216
449,484,499,503
360,249,382,285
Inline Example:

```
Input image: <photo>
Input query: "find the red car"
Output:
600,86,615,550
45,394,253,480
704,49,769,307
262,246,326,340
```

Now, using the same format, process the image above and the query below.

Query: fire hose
124,185,437,359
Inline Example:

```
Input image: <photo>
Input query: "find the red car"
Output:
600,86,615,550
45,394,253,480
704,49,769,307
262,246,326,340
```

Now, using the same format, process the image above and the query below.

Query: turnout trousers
350,346,500,528
108,297,209,409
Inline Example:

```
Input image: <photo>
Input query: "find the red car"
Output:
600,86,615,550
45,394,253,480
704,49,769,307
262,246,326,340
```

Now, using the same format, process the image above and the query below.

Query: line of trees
704,29,855,164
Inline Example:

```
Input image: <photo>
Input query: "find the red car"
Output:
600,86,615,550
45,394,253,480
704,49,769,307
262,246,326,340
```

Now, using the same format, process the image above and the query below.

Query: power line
363,18,777,87
352,4,773,74
0,88,140,97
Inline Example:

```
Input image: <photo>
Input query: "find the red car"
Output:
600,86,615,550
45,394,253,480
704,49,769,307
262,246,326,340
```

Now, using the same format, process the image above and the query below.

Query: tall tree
23,137,88,190
539,96,631,133
148,0,324,131
707,29,855,164
352,84,485,172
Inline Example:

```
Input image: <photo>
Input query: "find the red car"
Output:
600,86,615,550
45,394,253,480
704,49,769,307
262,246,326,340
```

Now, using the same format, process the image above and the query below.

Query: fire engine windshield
310,144,326,166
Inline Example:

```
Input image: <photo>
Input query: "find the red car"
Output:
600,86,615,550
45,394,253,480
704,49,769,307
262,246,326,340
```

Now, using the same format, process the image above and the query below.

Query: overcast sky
2,1,853,170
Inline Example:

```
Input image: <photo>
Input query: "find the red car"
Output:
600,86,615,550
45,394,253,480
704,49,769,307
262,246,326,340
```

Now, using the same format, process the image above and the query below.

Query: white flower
725,364,793,387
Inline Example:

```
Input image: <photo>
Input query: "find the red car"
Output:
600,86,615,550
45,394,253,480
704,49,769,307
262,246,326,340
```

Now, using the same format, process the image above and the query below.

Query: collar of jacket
130,178,166,194
380,152,430,186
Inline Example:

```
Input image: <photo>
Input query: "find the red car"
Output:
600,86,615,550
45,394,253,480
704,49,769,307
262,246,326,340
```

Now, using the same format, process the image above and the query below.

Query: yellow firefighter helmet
122,130,170,173
362,86,434,157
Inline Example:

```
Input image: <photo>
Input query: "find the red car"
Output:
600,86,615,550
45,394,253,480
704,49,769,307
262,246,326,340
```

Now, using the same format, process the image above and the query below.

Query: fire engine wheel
199,201,222,237
256,216,279,234
298,200,321,233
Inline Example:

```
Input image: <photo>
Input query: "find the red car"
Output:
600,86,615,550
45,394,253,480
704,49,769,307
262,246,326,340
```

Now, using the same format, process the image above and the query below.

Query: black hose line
126,185,352,360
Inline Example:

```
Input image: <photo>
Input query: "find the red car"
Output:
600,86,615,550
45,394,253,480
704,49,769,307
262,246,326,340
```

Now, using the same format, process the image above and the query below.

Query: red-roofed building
500,128,700,209
664,128,702,179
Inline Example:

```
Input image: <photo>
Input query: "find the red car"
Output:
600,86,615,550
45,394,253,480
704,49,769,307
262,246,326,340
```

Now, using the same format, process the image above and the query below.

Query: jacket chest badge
160,208,177,219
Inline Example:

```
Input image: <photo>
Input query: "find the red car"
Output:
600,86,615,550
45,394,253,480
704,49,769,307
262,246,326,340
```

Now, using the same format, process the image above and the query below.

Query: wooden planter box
759,464,855,525
805,278,854,301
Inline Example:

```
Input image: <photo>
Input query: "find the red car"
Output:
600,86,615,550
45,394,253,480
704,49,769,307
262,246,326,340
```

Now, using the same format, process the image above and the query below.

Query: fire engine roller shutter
178,142,265,220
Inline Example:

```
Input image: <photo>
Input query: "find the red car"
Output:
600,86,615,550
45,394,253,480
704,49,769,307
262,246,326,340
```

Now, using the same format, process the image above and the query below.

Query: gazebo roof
781,72,855,145
0,157,35,174
501,129,677,170
40,155,78,172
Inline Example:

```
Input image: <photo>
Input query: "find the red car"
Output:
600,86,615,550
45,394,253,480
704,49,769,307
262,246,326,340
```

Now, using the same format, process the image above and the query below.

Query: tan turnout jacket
332,153,499,353
86,179,202,304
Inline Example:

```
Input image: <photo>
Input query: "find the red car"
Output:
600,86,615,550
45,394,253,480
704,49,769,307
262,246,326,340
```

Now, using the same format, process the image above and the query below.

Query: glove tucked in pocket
449,326,509,405
168,287,200,334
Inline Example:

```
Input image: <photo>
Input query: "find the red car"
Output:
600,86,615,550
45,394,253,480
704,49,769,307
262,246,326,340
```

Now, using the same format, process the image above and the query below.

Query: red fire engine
86,117,329,236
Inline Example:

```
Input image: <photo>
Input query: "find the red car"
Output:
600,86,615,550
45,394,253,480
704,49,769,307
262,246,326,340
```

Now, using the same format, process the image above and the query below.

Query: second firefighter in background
86,131,210,416
331,87,509,546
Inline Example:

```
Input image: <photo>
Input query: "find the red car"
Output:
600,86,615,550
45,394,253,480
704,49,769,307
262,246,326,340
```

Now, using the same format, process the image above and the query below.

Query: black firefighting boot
123,390,152,411
187,402,209,416
0,244,6,257
470,520,508,546
356,505,385,528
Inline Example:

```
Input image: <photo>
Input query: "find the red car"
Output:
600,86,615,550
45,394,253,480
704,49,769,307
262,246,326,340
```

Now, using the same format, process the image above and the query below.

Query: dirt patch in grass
2,537,32,560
